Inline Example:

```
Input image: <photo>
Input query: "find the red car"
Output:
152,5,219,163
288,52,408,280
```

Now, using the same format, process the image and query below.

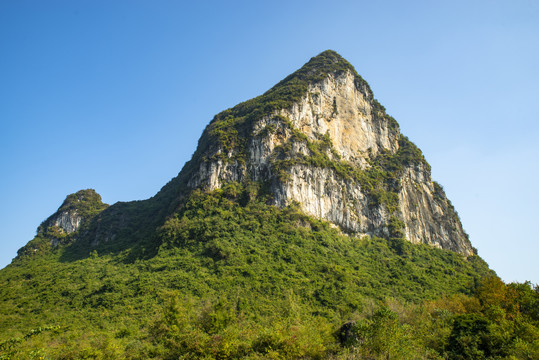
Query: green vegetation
339,277,539,359
372,99,399,130
373,135,431,173
55,189,109,219
3,184,534,359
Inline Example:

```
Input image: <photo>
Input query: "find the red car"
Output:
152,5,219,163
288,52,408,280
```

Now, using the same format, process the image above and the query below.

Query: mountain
18,50,471,261
179,50,473,255
2,51,537,359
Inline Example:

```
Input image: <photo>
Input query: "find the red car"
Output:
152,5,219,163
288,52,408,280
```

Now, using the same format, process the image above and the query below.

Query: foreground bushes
3,276,536,359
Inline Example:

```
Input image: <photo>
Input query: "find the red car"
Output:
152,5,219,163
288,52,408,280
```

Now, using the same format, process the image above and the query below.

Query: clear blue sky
1,1,538,285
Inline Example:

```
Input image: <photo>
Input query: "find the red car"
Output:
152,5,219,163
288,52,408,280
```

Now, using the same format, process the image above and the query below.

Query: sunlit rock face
50,211,82,234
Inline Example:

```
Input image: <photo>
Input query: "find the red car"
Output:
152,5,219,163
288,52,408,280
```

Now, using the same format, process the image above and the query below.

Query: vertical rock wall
186,70,474,256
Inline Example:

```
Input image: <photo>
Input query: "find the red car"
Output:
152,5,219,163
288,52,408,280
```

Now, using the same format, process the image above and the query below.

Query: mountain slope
1,185,498,359
3,185,537,360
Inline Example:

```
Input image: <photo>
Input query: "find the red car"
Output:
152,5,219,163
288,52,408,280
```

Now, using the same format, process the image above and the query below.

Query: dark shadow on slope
58,199,162,263
58,152,201,264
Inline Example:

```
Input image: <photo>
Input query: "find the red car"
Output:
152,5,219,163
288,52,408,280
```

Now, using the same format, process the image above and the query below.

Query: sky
1,0,538,285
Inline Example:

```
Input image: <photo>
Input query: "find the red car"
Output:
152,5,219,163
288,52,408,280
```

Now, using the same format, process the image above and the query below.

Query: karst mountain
19,50,472,259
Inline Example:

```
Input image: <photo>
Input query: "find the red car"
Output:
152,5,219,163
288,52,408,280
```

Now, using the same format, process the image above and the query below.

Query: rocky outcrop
397,163,472,254
18,189,109,256
40,189,107,235
47,210,82,234
278,71,398,163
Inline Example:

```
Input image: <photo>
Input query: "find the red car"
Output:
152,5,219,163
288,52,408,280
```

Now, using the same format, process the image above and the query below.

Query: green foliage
0,326,61,359
56,189,109,219
447,314,492,359
0,183,507,359
396,135,431,171
372,99,399,130
388,216,406,240
339,277,539,360
348,306,424,359
371,135,430,176
149,292,336,359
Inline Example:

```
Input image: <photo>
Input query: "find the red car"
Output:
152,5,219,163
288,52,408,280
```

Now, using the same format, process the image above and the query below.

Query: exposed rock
17,189,109,256
40,189,107,235
48,210,82,234
278,71,398,163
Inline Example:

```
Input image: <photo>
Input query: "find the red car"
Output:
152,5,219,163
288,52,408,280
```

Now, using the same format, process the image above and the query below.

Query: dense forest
1,185,537,359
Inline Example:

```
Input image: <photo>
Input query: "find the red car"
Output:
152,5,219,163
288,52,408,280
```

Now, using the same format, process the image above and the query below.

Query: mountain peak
44,189,108,234
290,50,357,78
16,190,108,258
56,189,107,215
269,50,370,99
203,51,372,137
296,50,357,77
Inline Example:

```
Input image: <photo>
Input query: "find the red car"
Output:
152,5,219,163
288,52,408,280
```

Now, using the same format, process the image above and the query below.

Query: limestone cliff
182,50,474,256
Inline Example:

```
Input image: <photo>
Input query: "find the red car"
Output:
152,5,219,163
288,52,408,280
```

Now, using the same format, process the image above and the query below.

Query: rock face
48,210,82,234
40,189,107,235
183,50,474,256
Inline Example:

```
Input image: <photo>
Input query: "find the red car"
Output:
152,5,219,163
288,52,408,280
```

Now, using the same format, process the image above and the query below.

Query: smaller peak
56,189,108,218
60,189,103,209
22,189,110,251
